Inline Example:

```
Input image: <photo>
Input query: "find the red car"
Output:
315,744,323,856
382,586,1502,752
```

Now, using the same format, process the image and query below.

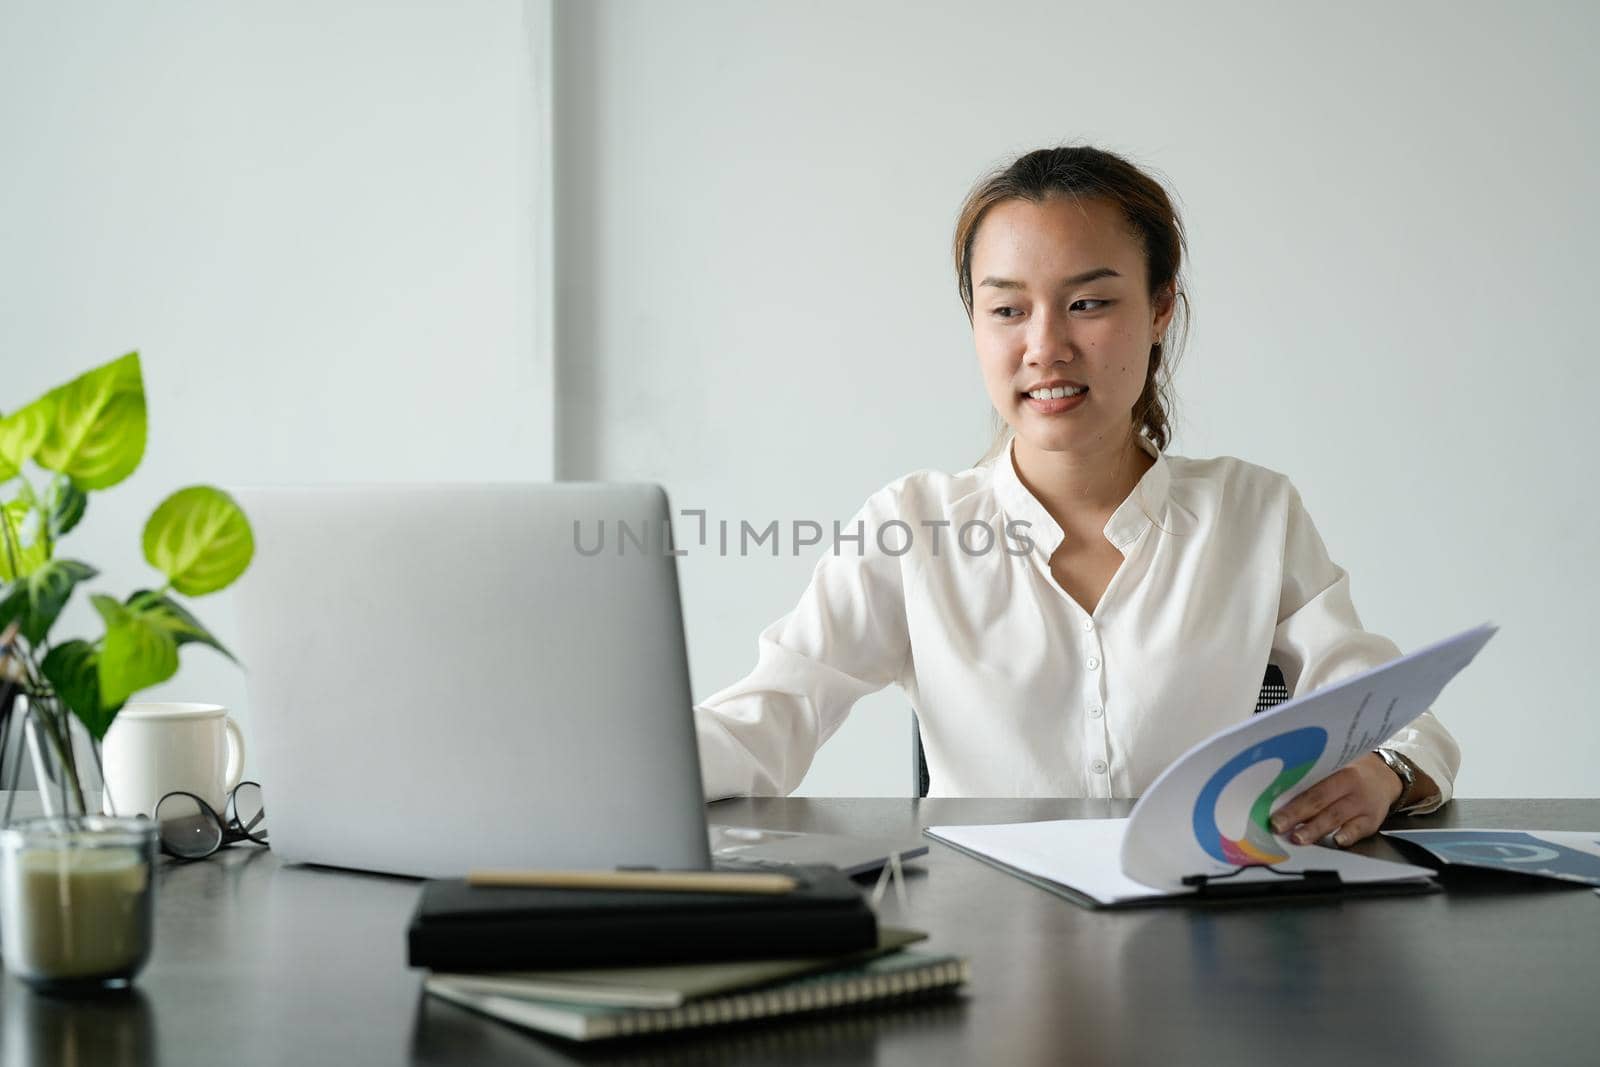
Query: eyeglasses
154,781,268,860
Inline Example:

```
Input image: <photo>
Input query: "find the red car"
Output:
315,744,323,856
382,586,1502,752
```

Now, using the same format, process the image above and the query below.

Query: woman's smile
1021,388,1088,415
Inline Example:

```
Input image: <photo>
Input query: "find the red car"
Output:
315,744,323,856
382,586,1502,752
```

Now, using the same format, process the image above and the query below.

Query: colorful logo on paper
1192,727,1328,866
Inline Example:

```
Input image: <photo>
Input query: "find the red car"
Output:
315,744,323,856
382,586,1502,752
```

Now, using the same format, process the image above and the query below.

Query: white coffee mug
101,703,246,819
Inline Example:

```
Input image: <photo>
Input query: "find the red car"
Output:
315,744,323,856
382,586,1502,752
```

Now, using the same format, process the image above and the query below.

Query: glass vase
15,696,103,818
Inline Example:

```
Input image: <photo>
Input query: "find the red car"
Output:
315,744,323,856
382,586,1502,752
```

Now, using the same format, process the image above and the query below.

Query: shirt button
1089,706,1104,719
1086,656,1099,670
1091,759,1108,775
1081,618,1095,632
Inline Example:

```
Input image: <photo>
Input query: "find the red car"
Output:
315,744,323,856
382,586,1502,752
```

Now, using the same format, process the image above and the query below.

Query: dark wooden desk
2,798,1596,1066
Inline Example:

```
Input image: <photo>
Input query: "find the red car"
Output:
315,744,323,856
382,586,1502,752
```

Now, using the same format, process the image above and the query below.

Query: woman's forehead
972,196,1140,274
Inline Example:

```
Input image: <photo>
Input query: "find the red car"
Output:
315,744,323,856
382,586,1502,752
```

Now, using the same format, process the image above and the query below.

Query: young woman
692,145,1458,849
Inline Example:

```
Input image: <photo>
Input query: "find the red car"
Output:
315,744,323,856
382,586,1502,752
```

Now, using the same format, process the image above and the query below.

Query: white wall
0,1,552,764
6,2,1595,801
557,0,1600,797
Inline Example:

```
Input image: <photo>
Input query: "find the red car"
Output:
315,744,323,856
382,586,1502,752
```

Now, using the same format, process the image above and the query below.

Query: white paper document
927,621,1498,906
929,818,1437,906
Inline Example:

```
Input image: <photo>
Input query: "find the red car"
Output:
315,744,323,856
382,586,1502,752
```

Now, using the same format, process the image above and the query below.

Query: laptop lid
230,483,710,879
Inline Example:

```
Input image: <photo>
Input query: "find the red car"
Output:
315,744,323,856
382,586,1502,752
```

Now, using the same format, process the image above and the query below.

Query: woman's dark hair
953,144,1191,463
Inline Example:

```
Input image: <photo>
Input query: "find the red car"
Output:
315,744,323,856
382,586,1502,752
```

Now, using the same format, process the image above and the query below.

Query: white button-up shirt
693,433,1460,809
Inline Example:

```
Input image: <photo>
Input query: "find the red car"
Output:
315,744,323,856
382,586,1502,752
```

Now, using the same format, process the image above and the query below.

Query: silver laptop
231,483,712,880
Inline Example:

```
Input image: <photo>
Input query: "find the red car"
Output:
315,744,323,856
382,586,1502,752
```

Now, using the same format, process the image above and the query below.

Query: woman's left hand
1269,753,1403,848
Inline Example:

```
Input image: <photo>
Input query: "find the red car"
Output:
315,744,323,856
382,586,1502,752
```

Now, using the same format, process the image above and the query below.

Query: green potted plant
0,351,253,993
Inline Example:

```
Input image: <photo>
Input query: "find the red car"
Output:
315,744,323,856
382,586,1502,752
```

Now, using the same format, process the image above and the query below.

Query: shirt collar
992,432,1170,558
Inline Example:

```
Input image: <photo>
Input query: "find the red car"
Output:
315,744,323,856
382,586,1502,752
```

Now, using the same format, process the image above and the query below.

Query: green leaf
41,639,124,741
34,351,147,491
0,497,49,581
89,591,129,628
125,588,237,663
142,485,254,596
45,474,88,539
0,400,50,482
0,558,97,645
91,593,179,709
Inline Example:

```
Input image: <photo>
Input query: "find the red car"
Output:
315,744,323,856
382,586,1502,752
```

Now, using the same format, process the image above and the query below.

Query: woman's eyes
989,299,1111,318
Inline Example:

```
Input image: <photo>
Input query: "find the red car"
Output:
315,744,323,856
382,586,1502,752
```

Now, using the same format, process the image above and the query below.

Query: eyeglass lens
230,781,268,843
155,792,224,858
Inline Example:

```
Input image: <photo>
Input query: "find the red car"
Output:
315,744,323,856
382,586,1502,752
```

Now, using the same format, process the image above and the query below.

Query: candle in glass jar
3,846,151,979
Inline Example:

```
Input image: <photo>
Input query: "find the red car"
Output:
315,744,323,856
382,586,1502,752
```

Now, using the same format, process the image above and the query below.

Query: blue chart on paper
1387,830,1600,886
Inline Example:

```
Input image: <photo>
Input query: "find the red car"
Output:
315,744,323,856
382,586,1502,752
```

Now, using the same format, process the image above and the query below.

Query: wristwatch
1374,748,1432,816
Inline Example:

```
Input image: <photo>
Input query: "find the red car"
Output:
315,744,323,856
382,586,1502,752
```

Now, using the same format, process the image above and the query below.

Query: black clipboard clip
1181,864,1343,900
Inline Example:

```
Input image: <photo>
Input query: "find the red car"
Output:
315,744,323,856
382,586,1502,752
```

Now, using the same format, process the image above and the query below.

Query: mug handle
223,717,246,793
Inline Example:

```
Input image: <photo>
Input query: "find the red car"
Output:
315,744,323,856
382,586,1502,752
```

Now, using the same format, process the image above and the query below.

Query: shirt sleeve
692,483,914,800
1270,480,1461,813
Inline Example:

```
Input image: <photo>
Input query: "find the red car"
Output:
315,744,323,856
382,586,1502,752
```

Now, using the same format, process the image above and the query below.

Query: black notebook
407,864,878,972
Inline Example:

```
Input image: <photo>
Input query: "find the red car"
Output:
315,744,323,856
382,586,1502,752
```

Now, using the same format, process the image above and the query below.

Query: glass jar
0,816,157,993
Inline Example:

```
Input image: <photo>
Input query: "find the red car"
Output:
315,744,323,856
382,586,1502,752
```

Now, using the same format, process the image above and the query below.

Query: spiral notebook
423,949,969,1042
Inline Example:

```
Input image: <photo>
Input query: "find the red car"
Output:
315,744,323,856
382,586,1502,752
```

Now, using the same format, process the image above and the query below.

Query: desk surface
2,797,1597,1067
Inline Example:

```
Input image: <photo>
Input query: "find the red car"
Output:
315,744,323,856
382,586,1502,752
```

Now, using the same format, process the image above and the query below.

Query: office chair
911,664,1291,798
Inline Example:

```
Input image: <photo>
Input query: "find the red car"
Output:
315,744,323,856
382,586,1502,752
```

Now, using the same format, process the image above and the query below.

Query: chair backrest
912,663,1290,798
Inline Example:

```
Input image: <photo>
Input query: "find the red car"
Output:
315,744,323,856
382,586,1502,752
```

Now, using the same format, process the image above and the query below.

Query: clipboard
927,828,1441,910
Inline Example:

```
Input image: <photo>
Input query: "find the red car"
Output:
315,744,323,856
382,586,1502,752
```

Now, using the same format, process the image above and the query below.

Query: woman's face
969,195,1173,457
